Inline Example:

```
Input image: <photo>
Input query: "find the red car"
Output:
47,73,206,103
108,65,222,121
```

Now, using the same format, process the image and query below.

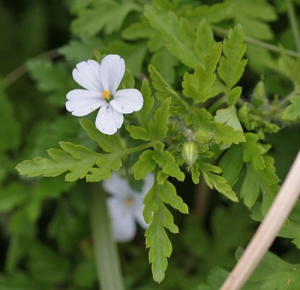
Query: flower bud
252,80,266,108
182,142,198,168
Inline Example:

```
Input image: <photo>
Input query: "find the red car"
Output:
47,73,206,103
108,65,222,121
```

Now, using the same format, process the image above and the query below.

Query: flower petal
110,89,143,114
66,89,105,116
108,197,136,242
72,60,103,92
100,55,125,94
102,173,131,198
95,103,124,135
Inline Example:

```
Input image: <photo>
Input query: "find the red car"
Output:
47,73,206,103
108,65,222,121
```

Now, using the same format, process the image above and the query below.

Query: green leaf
87,154,122,182
282,93,300,121
126,125,151,141
241,163,261,208
200,162,238,202
231,0,277,40
148,64,188,114
16,142,100,181
149,98,171,140
195,19,216,63
219,145,243,187
27,59,73,106
122,20,153,40
152,144,185,181
79,119,123,152
244,251,300,289
72,0,141,37
182,42,222,104
16,150,73,178
191,165,201,184
218,24,247,89
133,150,157,180
59,38,103,62
241,138,280,209
127,98,171,140
214,122,245,145
277,54,300,87
242,133,267,170
144,179,187,282
215,106,243,131
103,41,147,77
189,2,232,25
144,5,200,67
135,79,154,128
146,214,172,283
158,180,188,214
150,48,178,84
228,86,242,106
58,142,100,181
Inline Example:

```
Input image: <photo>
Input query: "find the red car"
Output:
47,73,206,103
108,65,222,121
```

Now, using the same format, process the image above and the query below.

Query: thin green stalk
90,183,124,290
285,0,300,52
212,26,300,57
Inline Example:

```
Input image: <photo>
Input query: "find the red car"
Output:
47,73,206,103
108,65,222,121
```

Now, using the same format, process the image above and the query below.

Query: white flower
102,173,154,242
66,54,143,135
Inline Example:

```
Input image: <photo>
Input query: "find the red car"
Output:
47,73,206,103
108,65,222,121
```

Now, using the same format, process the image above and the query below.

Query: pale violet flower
102,173,154,242
66,54,143,135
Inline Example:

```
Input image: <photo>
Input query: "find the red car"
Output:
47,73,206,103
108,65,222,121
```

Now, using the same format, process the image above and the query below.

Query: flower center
124,197,134,207
102,90,111,100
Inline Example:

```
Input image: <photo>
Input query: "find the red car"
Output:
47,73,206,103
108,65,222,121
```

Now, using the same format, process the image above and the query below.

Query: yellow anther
103,90,110,100
124,197,134,206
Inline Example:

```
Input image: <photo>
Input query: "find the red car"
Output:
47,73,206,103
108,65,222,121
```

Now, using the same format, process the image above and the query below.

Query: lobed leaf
215,106,243,131
218,24,247,89
182,42,222,104
242,133,267,170
72,0,141,37
158,181,188,214
219,145,243,187
195,20,215,63
134,79,154,127
144,179,188,282
200,162,238,202
16,142,101,181
148,98,171,140
148,64,188,114
282,93,300,121
231,0,277,40
86,154,122,182
79,119,123,152
133,150,156,180
152,145,185,181
144,6,200,67
27,60,73,106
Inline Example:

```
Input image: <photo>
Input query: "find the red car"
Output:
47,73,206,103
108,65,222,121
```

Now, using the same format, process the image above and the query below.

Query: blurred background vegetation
0,0,300,289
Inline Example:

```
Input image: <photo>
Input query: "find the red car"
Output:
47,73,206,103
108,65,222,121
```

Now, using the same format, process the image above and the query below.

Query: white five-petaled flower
102,173,154,242
66,54,143,135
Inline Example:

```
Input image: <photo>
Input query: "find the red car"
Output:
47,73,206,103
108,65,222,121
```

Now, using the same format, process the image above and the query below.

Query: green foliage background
1,0,300,289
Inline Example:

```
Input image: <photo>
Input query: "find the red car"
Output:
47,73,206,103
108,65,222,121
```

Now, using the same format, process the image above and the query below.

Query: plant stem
285,0,300,52
212,26,300,57
90,183,124,290
3,48,59,88
220,151,300,290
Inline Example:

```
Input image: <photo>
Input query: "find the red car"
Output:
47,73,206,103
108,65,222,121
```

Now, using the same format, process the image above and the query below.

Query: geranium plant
0,0,299,289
